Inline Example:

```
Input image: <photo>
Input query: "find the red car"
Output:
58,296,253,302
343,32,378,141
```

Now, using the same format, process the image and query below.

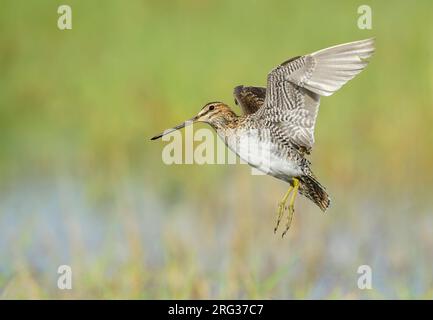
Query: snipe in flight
151,39,375,236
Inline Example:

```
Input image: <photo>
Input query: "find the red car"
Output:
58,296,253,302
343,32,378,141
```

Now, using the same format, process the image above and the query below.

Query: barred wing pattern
233,85,266,115
256,38,375,153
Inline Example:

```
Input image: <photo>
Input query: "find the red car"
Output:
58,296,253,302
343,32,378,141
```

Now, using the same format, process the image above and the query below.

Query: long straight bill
150,117,196,140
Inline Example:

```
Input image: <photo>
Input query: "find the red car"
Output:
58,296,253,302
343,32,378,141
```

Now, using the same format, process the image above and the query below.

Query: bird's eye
209,105,215,111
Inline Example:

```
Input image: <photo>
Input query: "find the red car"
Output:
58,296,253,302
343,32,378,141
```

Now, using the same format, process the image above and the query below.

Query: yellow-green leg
274,185,293,234
281,178,300,238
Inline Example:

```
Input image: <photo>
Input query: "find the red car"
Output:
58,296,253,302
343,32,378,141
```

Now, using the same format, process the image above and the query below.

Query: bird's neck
209,110,240,131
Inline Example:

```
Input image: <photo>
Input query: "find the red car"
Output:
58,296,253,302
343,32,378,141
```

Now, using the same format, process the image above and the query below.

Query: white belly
222,131,303,179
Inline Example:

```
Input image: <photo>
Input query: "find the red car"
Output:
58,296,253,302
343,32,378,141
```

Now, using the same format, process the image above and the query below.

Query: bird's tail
299,175,331,212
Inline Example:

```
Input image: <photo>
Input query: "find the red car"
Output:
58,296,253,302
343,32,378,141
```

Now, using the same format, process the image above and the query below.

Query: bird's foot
274,201,286,233
281,204,295,238
280,178,300,238
274,186,293,234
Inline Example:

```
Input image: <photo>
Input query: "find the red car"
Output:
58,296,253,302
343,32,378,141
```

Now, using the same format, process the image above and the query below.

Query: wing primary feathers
255,38,375,152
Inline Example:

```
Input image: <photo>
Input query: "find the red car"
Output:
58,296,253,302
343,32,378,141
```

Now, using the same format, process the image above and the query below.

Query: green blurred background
1,0,433,299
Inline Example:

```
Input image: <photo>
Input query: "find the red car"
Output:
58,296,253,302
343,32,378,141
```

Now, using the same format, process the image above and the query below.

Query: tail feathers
299,175,331,212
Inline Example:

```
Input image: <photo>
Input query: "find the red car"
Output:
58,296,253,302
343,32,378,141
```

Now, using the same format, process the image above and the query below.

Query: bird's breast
219,130,303,179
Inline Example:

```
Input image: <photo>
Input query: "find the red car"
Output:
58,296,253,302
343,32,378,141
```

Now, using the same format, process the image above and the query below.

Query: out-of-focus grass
1,0,433,299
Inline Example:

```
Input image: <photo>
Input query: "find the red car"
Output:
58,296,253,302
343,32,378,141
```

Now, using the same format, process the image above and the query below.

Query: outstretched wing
233,85,266,115
256,38,375,153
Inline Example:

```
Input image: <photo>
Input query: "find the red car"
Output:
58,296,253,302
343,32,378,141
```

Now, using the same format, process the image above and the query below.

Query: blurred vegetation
0,0,433,299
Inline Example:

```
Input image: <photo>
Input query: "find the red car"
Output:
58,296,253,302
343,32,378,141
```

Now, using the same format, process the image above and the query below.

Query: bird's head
151,102,237,140
195,102,237,127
